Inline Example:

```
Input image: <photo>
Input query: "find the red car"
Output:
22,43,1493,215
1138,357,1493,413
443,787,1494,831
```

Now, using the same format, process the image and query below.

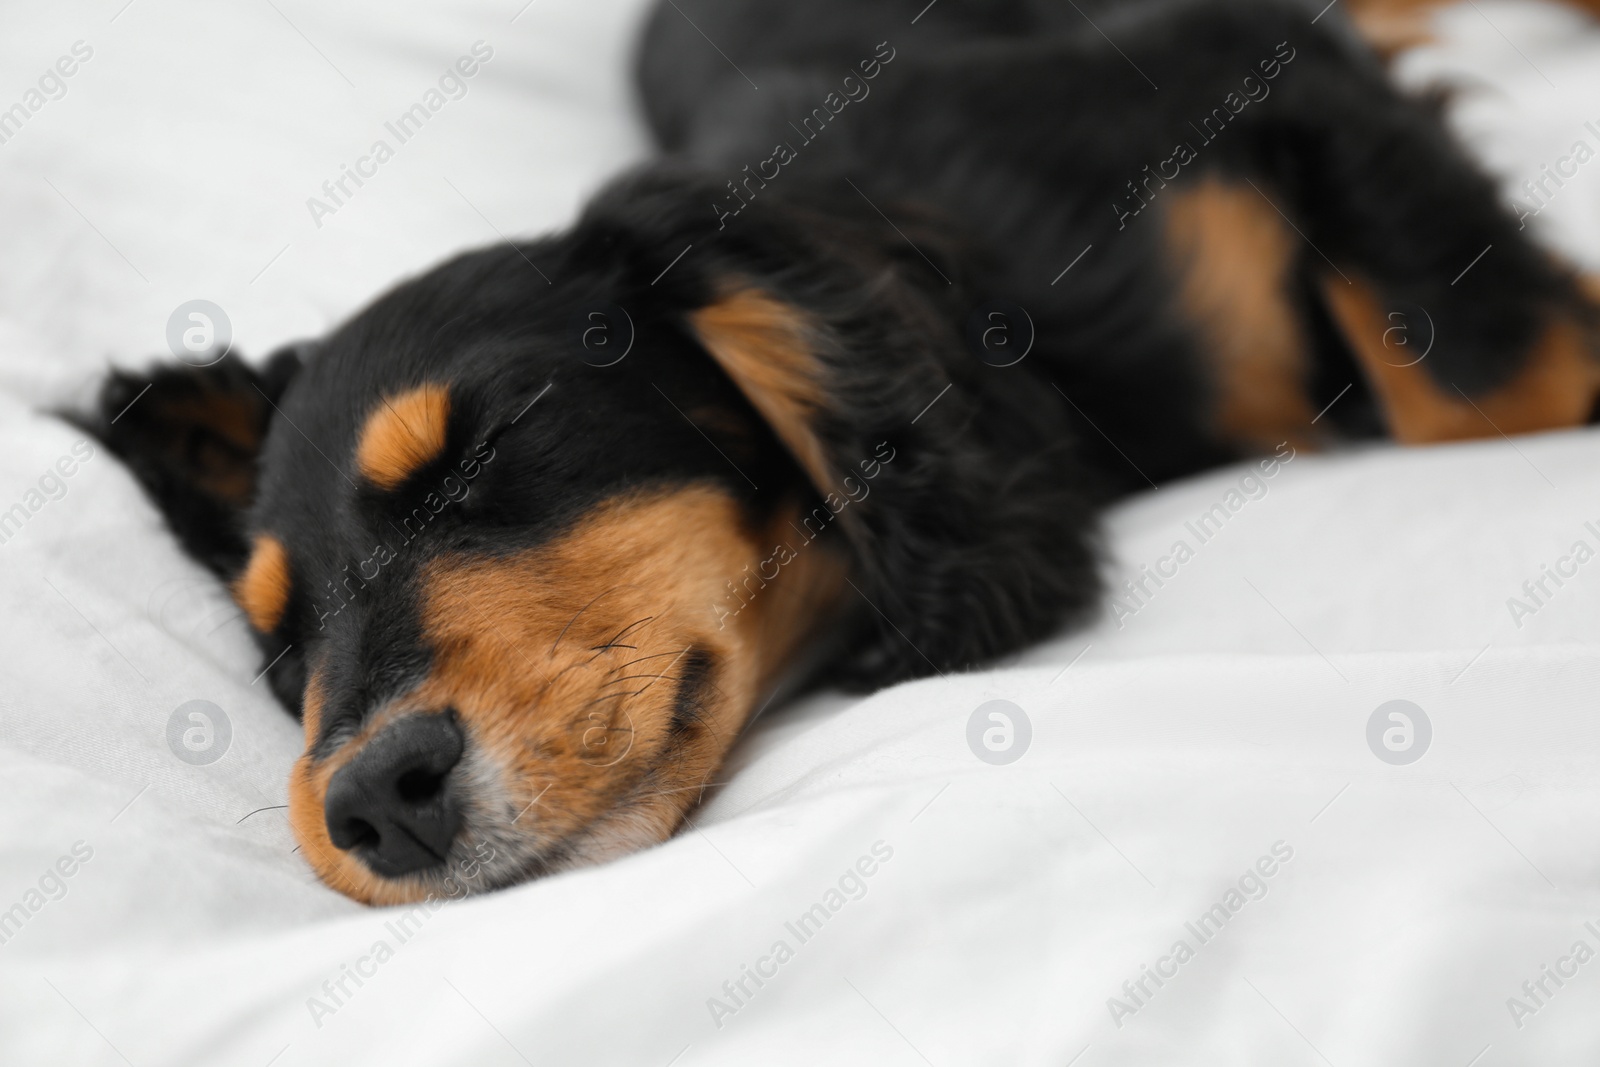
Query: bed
2,0,1599,1062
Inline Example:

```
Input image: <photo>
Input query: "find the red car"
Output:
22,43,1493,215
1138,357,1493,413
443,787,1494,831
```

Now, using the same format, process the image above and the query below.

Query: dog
78,0,1600,904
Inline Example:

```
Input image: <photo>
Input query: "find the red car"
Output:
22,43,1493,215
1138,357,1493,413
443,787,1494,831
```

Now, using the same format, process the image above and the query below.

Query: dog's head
84,168,1097,903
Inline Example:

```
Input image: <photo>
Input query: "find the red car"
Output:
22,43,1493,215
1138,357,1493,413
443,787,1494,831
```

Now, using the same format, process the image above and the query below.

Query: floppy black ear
69,345,306,580
577,167,1103,686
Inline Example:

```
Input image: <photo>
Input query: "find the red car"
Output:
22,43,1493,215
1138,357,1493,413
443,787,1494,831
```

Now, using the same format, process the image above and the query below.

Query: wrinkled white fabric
1,1,1598,1063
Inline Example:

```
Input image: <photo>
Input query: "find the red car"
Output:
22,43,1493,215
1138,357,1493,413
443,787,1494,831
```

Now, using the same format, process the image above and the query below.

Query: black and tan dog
80,0,1600,903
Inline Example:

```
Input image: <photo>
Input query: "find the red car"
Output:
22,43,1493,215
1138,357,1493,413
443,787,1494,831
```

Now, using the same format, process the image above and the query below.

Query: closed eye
666,650,715,738
471,379,554,455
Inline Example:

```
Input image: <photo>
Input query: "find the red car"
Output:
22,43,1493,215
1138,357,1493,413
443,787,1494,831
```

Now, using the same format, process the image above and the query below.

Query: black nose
324,711,465,878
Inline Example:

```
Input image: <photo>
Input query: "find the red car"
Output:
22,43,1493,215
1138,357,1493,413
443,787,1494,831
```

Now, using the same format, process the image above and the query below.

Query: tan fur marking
287,667,402,905
746,502,851,685
1343,0,1442,53
1166,179,1317,452
233,534,291,633
1345,0,1600,54
355,385,451,490
1322,277,1600,443
285,487,847,905
689,289,833,490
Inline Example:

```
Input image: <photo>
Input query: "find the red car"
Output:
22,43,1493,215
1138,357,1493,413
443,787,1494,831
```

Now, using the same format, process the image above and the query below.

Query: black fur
81,0,1596,723
71,348,302,575
640,0,1591,441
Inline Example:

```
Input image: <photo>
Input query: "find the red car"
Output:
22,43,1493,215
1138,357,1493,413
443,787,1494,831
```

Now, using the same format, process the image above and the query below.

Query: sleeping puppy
80,0,1600,904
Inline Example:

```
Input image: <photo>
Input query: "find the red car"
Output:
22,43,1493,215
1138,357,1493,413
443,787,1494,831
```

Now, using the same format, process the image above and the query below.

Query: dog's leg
1254,53,1600,443
1101,0,1600,447
1344,0,1600,54
1320,278,1599,444
1163,178,1320,453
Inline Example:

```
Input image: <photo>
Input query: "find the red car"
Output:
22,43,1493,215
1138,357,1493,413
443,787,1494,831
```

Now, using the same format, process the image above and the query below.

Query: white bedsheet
1,1,1599,1063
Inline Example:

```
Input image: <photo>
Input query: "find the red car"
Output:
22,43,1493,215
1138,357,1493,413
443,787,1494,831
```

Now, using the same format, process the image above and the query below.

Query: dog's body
81,0,1600,902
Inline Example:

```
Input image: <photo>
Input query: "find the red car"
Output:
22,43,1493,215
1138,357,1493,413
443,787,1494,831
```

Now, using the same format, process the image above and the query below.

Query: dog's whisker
613,650,693,670
581,616,659,664
574,690,644,712
549,585,624,661
626,780,731,803
634,646,694,698
600,671,685,688
675,702,724,743
608,616,656,643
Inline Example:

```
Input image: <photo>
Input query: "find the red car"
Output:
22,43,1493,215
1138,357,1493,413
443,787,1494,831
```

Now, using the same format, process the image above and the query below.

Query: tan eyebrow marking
355,384,452,490
234,533,291,633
